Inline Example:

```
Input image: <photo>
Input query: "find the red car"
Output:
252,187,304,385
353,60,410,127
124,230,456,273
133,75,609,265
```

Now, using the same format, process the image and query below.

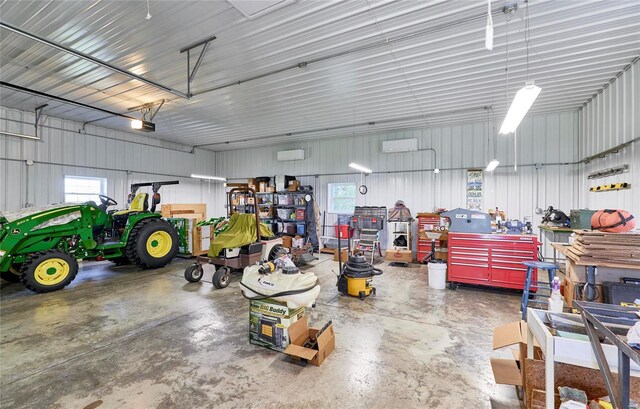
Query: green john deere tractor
0,181,180,293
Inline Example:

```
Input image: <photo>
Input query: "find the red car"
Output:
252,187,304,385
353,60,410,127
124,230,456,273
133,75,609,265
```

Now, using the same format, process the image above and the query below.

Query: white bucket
428,262,447,290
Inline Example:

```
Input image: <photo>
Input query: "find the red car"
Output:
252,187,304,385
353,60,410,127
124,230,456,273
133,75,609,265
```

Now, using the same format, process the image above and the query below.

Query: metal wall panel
1,1,638,147
578,58,639,217
0,106,222,215
214,111,579,232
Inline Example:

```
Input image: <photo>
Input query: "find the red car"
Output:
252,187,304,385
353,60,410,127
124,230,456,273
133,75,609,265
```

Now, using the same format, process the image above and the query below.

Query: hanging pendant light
499,81,541,134
485,160,500,172
485,0,494,50
499,0,540,135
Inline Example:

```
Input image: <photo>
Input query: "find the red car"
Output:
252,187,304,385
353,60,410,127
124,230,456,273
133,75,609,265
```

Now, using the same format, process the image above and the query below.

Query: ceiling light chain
525,0,531,82
365,0,429,127
504,11,510,114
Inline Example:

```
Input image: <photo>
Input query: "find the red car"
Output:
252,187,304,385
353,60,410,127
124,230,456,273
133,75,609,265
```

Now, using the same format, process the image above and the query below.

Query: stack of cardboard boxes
246,178,276,193
161,204,210,256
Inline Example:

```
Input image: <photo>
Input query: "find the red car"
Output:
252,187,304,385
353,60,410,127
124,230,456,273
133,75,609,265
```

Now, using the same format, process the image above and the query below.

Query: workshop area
0,1,639,408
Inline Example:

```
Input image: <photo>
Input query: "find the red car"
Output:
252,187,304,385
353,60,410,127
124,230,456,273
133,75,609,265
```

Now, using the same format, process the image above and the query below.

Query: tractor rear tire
126,218,179,269
20,250,79,293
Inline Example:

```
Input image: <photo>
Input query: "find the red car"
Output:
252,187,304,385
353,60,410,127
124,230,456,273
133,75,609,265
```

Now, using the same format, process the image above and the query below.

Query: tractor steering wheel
98,194,118,211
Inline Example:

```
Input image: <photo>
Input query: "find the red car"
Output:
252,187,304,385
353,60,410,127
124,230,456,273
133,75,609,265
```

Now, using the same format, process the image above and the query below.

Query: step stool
521,261,558,321
354,228,382,264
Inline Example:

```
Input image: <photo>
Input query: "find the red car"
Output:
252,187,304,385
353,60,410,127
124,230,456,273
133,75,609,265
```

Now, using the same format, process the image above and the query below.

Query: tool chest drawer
449,262,490,281
448,233,539,290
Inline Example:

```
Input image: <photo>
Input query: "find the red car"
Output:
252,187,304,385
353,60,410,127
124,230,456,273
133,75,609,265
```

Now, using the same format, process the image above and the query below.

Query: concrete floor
0,255,522,409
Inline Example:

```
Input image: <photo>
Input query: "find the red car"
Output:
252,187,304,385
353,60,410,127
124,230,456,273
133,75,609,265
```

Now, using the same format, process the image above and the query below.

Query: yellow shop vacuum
337,254,383,300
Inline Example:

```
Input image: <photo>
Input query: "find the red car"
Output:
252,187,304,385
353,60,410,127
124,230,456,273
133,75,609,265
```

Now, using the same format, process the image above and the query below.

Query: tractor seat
240,243,263,255
113,193,149,217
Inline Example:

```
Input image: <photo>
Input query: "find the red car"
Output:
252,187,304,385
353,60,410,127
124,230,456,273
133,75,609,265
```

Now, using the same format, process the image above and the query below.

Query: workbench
538,225,574,264
575,302,640,409
551,242,640,302
527,307,640,409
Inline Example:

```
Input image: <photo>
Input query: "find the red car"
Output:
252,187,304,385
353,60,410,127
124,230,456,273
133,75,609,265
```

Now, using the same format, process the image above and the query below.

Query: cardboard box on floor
491,321,542,388
333,249,348,262
385,249,413,263
284,316,335,366
249,298,305,353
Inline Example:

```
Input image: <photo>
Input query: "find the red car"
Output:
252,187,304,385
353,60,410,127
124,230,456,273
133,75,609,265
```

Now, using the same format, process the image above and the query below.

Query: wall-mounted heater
277,149,305,161
381,138,418,153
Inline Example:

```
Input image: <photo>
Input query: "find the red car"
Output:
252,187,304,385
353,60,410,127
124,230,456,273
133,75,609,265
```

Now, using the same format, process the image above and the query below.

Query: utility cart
183,188,284,288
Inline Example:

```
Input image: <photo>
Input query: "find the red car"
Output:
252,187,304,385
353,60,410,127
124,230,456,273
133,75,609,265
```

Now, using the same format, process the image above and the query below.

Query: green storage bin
570,209,596,229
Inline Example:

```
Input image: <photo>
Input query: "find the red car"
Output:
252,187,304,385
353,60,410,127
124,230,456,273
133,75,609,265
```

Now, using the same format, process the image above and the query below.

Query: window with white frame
327,182,356,214
64,176,107,203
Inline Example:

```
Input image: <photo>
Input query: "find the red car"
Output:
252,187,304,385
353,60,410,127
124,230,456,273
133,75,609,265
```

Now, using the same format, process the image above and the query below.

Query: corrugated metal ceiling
0,0,638,150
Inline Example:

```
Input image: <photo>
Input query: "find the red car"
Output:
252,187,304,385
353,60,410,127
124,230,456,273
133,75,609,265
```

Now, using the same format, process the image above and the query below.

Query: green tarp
208,213,275,257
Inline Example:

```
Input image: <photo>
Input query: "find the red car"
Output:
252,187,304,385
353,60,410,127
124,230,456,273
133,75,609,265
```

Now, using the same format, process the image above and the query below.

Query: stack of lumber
160,204,209,256
567,230,640,264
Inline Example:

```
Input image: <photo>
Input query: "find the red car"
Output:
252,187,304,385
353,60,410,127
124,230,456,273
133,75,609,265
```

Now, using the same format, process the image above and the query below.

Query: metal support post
34,104,47,139
585,265,597,301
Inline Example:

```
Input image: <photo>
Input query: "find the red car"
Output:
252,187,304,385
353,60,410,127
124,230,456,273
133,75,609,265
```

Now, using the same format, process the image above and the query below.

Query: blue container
296,224,305,235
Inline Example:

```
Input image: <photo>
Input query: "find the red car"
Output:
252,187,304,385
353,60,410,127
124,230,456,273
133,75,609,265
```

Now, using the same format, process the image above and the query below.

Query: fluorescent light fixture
485,0,493,50
485,160,500,172
434,168,440,174
0,131,40,140
349,163,372,173
499,82,541,134
131,119,143,129
191,174,227,181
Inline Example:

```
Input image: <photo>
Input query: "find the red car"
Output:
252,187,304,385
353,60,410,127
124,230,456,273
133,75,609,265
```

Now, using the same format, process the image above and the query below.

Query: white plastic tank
240,264,321,308
427,261,447,290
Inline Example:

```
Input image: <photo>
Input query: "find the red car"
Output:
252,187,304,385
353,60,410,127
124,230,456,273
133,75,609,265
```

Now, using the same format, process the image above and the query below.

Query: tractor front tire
20,250,79,293
126,218,179,269
1,270,21,283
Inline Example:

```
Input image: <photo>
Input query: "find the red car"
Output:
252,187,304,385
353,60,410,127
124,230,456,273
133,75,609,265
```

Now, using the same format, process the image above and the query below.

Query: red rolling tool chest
416,213,448,262
447,233,540,290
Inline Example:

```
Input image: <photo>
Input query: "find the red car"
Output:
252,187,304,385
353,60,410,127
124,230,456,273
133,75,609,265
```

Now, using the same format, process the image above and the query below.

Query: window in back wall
64,176,106,203
327,182,356,214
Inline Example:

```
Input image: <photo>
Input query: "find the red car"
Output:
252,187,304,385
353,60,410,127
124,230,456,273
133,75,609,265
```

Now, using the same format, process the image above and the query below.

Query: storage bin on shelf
277,208,294,220
277,195,294,205
285,224,297,234
259,208,273,218
295,209,305,220
296,224,305,235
